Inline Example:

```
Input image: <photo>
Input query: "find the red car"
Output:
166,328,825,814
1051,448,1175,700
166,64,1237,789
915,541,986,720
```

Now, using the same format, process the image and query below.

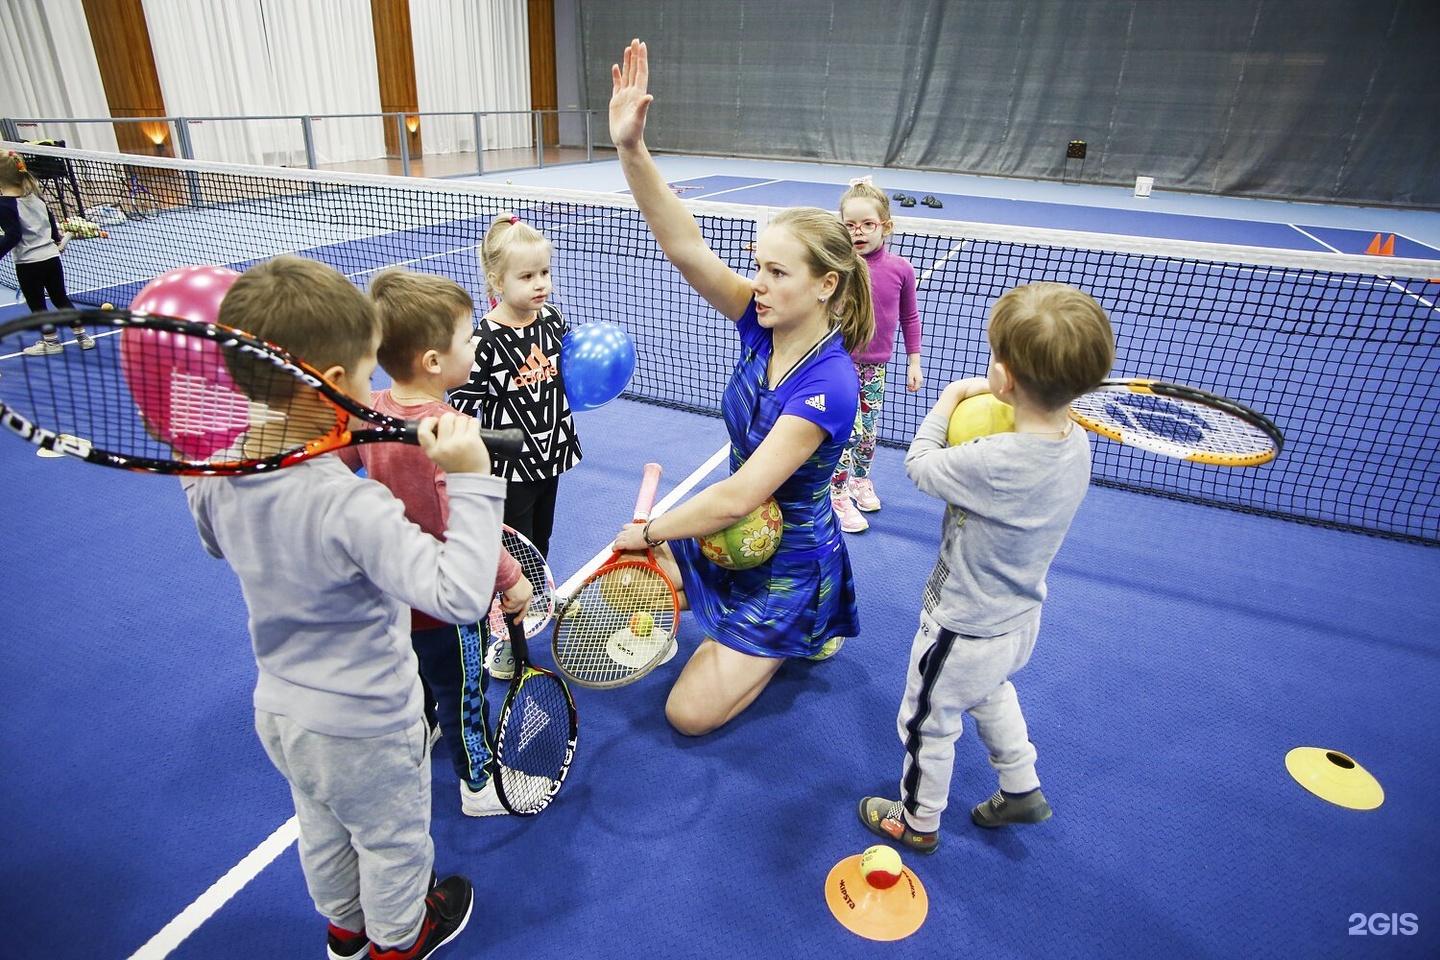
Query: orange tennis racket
551,462,680,689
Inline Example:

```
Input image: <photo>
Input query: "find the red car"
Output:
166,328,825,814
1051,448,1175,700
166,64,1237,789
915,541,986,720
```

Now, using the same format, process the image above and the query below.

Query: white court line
914,240,969,288
127,817,299,960
127,441,730,956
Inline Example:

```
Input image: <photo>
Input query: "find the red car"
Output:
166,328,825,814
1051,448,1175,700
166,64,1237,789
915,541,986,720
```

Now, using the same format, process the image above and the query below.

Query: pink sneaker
832,495,869,533
849,477,881,512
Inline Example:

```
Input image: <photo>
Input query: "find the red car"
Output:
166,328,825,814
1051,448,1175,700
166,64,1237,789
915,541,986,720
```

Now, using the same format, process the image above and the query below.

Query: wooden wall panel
370,0,422,157
528,0,557,145
79,0,171,156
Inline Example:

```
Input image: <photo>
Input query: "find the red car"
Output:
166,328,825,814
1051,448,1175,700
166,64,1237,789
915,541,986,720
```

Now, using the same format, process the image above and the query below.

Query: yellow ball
698,497,782,570
947,393,1014,446
629,611,655,637
100,302,114,310
859,844,903,889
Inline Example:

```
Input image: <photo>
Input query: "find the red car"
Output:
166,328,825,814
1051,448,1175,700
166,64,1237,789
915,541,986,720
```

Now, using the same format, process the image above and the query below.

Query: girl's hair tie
848,175,873,187
509,215,520,225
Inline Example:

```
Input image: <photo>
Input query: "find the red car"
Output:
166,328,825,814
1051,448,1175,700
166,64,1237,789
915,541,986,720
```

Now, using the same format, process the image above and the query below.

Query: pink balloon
129,264,240,324
123,266,247,460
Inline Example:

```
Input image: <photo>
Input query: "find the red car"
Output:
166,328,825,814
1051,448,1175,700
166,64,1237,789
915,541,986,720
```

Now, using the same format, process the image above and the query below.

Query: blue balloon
561,321,637,412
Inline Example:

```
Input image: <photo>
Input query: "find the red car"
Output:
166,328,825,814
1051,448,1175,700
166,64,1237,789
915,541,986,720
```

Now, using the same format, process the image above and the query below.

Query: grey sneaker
971,788,1052,828
74,332,96,350
22,338,62,356
485,637,515,680
857,796,939,854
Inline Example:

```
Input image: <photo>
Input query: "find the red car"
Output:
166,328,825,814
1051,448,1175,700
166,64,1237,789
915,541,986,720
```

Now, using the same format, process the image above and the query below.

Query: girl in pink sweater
830,177,925,533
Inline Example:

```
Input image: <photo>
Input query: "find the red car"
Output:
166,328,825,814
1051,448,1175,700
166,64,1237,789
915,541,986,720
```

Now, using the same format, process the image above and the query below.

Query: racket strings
553,564,679,687
1070,392,1276,458
0,316,342,467
488,528,556,640
494,674,573,812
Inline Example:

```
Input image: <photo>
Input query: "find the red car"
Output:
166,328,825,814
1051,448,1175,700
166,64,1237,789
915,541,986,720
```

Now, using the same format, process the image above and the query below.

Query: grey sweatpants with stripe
256,710,434,950
896,610,1043,832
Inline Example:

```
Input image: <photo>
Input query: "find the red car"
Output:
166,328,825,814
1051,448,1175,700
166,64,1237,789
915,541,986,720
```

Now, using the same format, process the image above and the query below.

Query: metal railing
1,109,600,177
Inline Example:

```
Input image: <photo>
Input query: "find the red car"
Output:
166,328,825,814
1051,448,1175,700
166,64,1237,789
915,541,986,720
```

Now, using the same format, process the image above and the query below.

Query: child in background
349,268,534,818
184,255,498,959
450,212,581,678
0,150,94,355
858,282,1113,854
830,176,924,534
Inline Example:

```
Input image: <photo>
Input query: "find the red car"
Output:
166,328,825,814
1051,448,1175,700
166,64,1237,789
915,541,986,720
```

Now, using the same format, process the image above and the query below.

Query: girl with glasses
830,178,925,533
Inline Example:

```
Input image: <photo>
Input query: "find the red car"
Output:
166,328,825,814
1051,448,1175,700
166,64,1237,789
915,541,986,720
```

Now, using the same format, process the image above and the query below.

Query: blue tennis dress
671,301,861,658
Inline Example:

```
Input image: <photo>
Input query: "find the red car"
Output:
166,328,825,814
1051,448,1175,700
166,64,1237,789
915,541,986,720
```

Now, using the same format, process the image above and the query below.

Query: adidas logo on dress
805,394,826,412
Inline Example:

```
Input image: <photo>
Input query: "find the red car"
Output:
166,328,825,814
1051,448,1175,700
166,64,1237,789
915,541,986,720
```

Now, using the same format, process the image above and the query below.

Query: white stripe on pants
255,710,434,949
895,610,1042,832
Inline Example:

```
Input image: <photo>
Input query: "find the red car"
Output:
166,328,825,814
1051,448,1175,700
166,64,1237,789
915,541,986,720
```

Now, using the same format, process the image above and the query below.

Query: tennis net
5,142,1437,544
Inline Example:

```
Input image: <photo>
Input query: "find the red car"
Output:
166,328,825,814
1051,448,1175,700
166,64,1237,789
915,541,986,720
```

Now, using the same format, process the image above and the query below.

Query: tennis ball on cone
859,845,904,889
698,497,782,570
101,302,114,310
947,393,1014,446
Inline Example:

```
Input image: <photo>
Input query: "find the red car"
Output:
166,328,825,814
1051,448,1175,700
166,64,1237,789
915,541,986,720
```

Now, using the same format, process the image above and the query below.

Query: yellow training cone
1285,747,1384,810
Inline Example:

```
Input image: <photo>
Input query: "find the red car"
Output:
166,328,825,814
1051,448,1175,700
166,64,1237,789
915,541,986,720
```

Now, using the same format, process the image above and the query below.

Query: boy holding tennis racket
858,281,1114,854
182,256,497,959
347,267,533,819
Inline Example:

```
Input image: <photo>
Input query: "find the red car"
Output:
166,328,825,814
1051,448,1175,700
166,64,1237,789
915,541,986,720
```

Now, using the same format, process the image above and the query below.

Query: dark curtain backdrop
575,0,1439,208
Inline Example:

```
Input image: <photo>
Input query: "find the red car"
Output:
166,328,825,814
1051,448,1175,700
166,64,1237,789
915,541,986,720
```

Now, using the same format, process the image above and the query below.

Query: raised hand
609,38,655,151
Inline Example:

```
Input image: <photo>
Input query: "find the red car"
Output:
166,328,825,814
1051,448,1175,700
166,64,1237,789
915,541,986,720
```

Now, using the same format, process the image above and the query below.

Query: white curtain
410,0,532,155
141,0,385,166
0,0,117,151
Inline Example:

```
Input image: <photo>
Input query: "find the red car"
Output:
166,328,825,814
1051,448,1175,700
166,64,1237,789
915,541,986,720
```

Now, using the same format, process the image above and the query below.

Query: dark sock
1002,788,1039,799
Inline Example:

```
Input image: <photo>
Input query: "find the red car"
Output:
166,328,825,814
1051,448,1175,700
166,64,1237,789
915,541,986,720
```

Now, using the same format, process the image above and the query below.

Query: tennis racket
552,462,681,689
487,526,556,642
0,308,523,474
491,612,578,816
1068,378,1283,467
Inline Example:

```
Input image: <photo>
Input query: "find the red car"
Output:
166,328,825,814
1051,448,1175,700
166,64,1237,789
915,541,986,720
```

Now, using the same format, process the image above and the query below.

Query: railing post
474,113,485,176
301,117,318,169
396,113,411,177
534,111,544,169
174,117,203,207
174,116,195,160
585,110,593,163
1,117,19,141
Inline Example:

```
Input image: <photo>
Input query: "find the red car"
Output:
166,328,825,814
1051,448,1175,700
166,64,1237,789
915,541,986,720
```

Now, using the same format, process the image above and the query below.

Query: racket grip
480,427,525,456
633,462,663,521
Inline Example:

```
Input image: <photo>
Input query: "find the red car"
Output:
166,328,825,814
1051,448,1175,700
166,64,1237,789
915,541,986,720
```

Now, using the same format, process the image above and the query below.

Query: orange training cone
824,852,929,941
1380,234,1395,256
1365,233,1383,255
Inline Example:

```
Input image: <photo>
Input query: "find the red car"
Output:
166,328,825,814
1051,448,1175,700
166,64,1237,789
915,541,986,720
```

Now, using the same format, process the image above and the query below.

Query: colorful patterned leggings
831,361,886,496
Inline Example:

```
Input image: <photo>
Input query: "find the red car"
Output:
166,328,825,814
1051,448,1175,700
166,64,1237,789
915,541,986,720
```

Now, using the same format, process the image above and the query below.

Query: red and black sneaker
326,922,368,959
857,796,940,854
369,875,473,960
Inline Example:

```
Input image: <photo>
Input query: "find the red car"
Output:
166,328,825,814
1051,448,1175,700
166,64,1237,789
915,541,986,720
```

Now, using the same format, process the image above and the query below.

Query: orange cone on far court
1364,233,1396,256
824,851,929,941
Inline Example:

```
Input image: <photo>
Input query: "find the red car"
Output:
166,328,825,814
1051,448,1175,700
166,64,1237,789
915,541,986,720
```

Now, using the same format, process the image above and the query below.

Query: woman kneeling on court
608,39,874,736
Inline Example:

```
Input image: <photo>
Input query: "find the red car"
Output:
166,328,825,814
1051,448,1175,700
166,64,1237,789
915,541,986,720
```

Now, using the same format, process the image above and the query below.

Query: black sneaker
857,796,939,854
370,875,473,959
970,788,1052,828
327,923,369,959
